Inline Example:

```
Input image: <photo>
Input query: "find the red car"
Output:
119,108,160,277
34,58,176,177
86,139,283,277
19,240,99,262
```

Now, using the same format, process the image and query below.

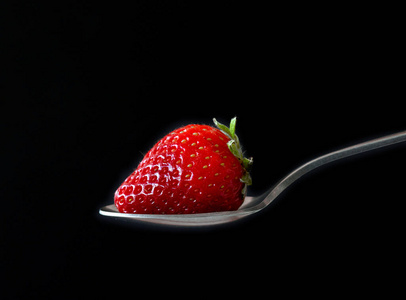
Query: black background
1,1,404,298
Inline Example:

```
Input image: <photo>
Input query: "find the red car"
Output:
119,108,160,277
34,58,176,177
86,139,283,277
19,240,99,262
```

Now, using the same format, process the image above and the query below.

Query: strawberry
114,117,253,214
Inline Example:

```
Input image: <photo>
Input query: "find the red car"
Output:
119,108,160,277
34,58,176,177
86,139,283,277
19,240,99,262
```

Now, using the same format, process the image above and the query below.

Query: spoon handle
264,130,406,206
305,130,406,169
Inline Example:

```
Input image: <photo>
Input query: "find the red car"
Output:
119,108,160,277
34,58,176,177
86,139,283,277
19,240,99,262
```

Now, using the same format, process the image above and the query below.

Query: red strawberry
114,117,253,214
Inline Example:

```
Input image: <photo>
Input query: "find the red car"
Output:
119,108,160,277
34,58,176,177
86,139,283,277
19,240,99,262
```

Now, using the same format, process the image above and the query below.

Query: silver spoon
99,130,406,227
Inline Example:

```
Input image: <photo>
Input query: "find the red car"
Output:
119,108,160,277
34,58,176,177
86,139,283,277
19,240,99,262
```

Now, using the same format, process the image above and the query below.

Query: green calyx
213,117,253,195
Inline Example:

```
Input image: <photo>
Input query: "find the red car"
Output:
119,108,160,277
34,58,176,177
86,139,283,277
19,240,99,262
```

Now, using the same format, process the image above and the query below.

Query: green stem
213,117,253,194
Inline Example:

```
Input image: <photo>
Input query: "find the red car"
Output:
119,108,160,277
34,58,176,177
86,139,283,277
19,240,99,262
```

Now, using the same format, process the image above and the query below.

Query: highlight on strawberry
114,117,253,214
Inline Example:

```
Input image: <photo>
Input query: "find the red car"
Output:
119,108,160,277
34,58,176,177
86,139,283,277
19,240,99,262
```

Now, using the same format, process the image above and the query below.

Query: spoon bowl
99,194,266,226
100,130,406,227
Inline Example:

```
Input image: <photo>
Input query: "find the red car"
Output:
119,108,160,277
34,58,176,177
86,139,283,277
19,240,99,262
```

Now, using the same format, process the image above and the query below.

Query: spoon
99,130,406,227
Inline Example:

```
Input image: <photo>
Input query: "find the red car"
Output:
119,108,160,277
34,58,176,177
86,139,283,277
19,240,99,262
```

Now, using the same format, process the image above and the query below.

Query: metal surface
100,130,406,227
